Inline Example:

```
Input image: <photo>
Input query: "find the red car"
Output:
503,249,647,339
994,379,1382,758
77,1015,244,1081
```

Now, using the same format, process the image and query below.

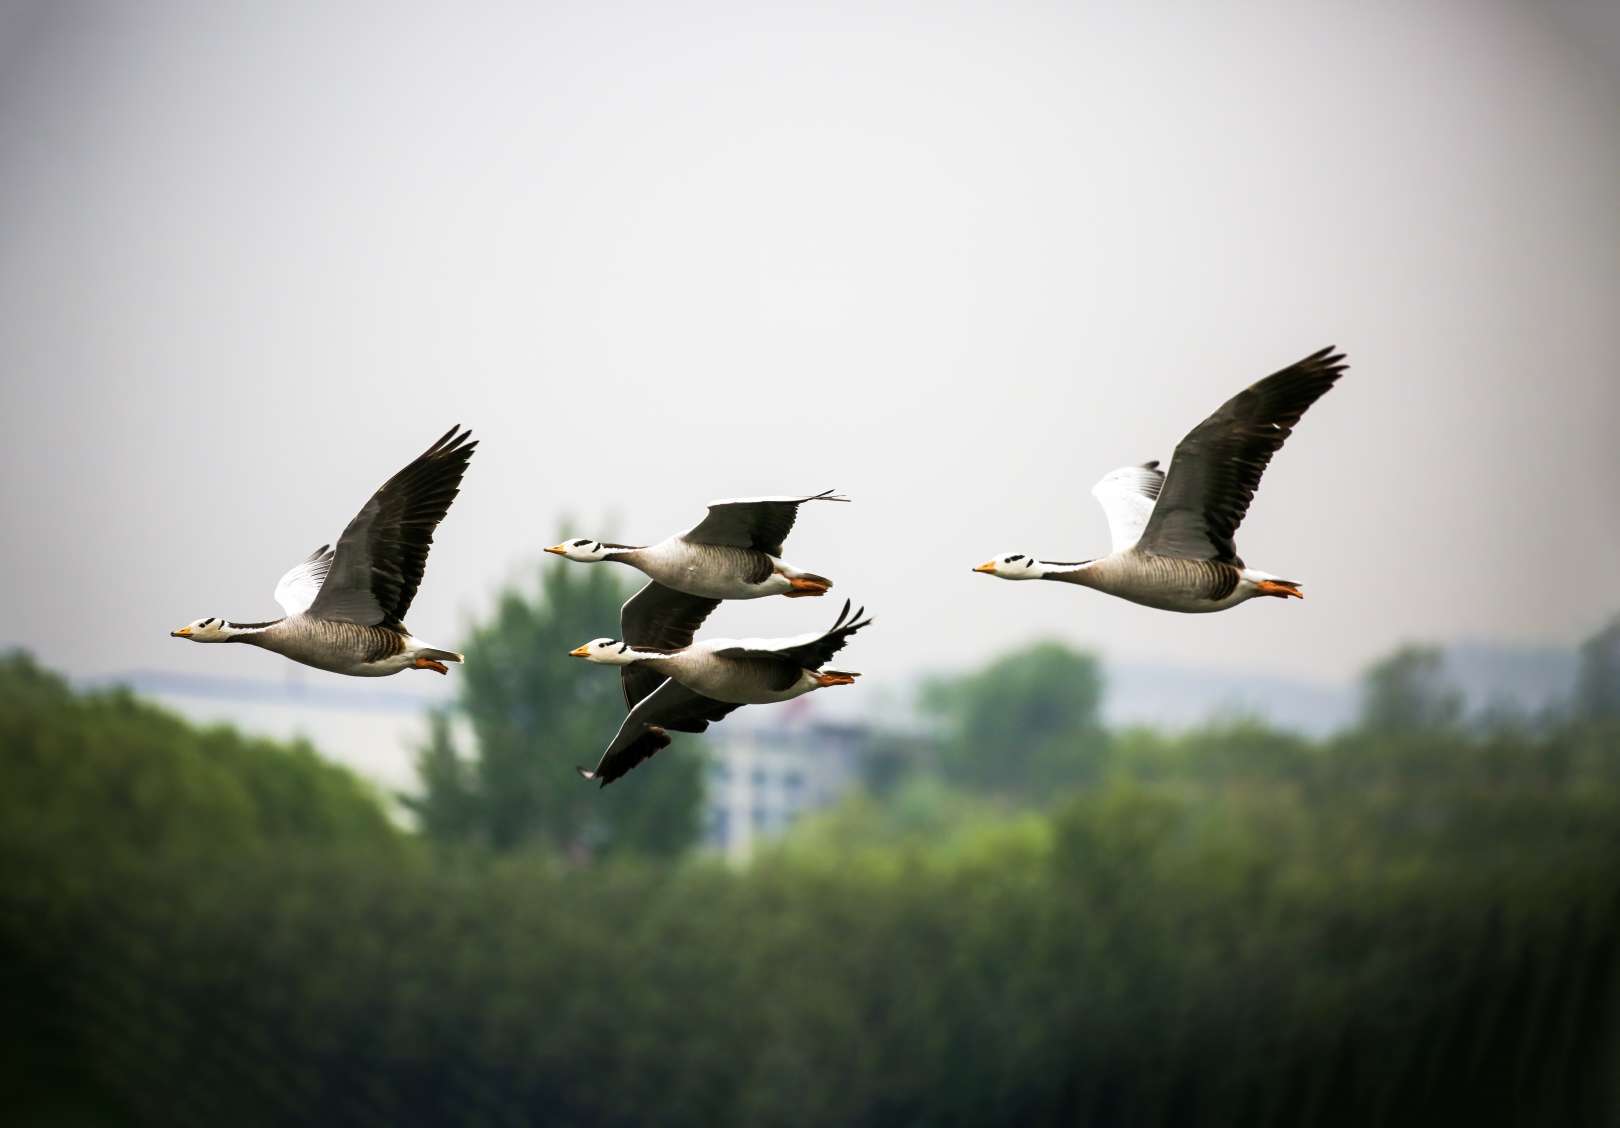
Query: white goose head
544,538,618,563
170,616,231,642
568,638,643,665
972,553,1044,580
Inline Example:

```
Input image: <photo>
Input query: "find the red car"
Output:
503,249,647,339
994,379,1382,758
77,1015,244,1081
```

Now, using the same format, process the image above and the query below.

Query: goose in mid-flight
170,426,476,675
569,599,873,785
974,347,1346,612
545,491,846,602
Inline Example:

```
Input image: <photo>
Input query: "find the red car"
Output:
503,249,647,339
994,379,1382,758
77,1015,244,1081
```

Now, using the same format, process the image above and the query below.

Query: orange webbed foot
1255,580,1303,599
786,576,831,597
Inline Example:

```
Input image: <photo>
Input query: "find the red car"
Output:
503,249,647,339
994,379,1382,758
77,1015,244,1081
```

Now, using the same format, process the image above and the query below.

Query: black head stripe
618,643,628,653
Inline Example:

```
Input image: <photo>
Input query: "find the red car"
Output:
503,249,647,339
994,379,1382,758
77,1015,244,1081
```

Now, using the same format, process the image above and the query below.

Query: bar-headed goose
974,347,1346,612
568,599,873,785
545,490,846,601
169,426,476,675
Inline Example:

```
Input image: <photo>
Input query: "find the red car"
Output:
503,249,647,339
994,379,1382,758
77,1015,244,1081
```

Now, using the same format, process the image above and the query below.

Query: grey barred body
635,648,823,705
612,540,791,600
1048,553,1249,613
230,615,429,676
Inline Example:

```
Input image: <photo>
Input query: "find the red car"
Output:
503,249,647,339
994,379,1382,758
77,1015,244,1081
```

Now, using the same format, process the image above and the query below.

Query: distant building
701,704,868,861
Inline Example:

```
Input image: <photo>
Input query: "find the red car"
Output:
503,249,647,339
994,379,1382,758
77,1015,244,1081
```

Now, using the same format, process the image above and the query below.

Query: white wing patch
1091,462,1166,553
699,628,825,655
273,544,335,616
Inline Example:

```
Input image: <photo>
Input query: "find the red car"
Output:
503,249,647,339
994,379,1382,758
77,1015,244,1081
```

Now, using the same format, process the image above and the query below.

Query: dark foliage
402,557,704,856
3,646,1619,1125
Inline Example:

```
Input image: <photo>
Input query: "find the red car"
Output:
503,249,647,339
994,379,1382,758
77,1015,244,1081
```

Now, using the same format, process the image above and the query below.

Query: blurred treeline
4,566,1620,1125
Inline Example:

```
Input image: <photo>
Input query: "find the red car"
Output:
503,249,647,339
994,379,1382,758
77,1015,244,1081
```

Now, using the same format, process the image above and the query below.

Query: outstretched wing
577,678,743,787
716,599,873,671
307,426,477,625
1090,462,1164,553
618,582,721,711
272,544,334,616
682,490,848,555
1136,347,1346,563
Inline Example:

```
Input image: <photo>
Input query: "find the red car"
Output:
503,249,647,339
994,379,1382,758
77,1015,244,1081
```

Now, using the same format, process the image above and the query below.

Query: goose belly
660,653,816,705
1088,556,1252,614
255,619,416,676
637,541,790,599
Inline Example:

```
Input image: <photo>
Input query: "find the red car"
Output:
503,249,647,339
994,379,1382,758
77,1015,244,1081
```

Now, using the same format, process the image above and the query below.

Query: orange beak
568,645,591,658
171,627,193,637
544,544,567,556
972,561,997,574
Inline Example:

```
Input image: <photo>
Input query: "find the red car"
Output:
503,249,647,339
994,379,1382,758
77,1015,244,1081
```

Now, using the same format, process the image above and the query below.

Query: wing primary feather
1134,347,1345,562
683,490,850,554
306,426,478,625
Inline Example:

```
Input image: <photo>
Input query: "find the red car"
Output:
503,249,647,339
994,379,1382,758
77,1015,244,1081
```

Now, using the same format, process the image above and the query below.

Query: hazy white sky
2,0,1617,698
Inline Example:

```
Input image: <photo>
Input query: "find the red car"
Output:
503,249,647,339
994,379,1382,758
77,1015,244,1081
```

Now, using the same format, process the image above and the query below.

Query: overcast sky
2,0,1617,702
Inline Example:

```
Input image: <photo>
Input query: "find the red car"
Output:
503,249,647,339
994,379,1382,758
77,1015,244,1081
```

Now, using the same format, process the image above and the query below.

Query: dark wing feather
682,490,847,556
774,599,873,669
308,426,477,625
578,679,743,787
578,727,672,788
1135,348,1345,563
707,652,807,693
716,599,874,674
619,669,667,717
618,582,721,711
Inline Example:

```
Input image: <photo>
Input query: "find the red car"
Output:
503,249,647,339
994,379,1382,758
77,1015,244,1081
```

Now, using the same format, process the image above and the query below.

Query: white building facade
701,711,867,860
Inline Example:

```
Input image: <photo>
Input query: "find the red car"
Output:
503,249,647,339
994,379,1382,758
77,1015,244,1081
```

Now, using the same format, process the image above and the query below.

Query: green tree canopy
1356,643,1463,735
1574,615,1620,722
922,640,1107,798
8,641,1620,1124
405,556,703,856
0,650,398,859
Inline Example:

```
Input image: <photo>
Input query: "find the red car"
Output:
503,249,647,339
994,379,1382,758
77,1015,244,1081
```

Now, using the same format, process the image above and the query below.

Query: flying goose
170,426,476,675
568,599,873,785
974,347,1346,612
545,490,847,603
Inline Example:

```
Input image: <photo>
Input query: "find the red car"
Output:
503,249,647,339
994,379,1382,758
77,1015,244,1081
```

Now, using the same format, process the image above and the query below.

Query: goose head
545,538,616,562
568,638,642,665
170,616,230,641
972,553,1043,580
